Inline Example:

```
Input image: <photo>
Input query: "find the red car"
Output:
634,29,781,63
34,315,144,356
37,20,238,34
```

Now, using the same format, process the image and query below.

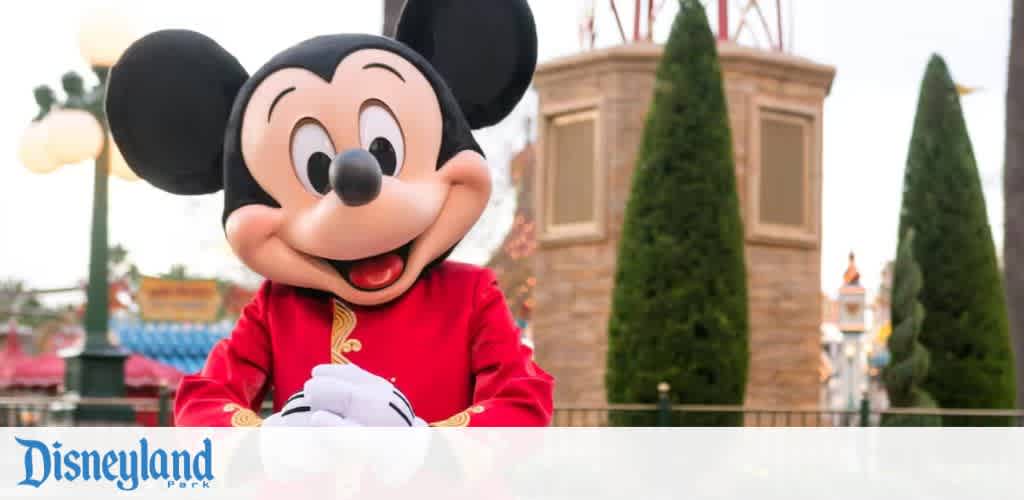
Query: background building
528,40,834,407
820,256,892,415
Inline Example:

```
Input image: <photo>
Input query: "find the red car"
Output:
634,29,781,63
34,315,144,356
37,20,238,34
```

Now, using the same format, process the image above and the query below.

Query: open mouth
324,241,414,292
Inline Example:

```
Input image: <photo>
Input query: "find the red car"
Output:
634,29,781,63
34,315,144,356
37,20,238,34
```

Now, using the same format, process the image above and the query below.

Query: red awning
0,325,183,390
0,352,65,389
124,353,184,388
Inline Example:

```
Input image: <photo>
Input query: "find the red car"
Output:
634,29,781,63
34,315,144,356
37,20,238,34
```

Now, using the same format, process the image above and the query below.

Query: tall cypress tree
883,229,941,426
606,0,749,426
897,55,1015,425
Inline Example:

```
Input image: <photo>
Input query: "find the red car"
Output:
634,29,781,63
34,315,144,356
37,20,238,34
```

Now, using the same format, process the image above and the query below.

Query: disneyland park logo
15,437,214,491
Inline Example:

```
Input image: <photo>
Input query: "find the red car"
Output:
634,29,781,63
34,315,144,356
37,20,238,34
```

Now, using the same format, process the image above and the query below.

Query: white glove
305,364,433,487
304,364,428,428
262,390,359,427
259,390,361,483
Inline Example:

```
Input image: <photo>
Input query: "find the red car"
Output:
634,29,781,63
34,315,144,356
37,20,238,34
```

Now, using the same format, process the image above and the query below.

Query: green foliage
606,0,749,426
0,279,61,328
883,229,941,426
897,55,1015,425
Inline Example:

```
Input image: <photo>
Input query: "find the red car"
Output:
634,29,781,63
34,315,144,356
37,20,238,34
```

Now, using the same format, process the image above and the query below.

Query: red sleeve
432,270,554,427
173,281,274,427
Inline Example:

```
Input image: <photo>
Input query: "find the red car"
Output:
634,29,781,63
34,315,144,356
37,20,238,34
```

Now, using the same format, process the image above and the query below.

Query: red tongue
348,253,405,290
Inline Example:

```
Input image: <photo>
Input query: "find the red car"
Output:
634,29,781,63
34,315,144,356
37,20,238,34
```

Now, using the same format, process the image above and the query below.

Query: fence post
158,385,171,427
51,392,78,427
859,394,871,427
657,382,671,426
62,391,81,427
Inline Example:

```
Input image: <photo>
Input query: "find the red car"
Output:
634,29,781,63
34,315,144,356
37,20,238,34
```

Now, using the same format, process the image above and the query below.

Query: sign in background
136,277,222,322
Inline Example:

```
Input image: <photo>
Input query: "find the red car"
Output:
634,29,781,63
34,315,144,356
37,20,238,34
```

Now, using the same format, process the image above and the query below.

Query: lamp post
17,9,138,423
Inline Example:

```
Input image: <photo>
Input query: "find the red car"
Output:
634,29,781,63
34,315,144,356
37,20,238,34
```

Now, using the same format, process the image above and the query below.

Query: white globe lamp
18,120,61,174
78,6,137,68
43,108,105,165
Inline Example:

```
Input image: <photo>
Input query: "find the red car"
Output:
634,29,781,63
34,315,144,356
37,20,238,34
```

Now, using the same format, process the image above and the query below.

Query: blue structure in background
114,317,531,375
113,319,233,375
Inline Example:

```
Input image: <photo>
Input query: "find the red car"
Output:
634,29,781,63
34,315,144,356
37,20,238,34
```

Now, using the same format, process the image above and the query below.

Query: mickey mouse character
107,0,553,427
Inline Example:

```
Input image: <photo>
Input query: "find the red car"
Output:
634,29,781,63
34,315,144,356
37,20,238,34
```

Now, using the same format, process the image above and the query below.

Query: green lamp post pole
19,15,139,423
32,70,131,423
79,68,134,423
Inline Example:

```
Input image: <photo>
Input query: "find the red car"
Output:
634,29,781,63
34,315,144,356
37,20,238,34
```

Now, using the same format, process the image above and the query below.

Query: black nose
330,149,382,207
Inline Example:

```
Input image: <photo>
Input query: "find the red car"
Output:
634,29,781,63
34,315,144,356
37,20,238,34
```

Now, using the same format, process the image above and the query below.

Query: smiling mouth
324,241,414,292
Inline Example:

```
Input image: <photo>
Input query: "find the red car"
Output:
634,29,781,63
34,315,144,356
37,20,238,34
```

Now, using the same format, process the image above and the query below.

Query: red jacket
174,262,553,427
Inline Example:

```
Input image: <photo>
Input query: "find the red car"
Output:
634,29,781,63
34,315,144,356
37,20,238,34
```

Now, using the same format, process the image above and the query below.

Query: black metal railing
0,396,71,426
552,403,1024,427
551,405,869,427
0,395,160,426
3,391,1024,427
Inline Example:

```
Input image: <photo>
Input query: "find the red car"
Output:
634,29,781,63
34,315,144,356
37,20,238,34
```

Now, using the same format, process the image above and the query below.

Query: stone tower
530,42,835,408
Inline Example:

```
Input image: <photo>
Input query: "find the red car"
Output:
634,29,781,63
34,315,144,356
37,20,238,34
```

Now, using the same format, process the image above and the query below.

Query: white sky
0,0,1011,304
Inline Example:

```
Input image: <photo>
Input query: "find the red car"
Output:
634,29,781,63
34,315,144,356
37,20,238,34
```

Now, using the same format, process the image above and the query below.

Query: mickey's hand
305,365,432,488
262,390,360,427
304,364,427,427
258,390,362,483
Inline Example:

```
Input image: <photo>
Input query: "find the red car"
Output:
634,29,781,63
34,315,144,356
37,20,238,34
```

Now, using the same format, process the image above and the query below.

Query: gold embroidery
430,405,485,427
331,300,361,364
224,403,262,427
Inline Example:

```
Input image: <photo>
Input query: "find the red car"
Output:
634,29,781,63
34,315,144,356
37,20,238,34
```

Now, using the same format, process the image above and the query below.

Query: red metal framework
730,0,785,51
583,0,787,52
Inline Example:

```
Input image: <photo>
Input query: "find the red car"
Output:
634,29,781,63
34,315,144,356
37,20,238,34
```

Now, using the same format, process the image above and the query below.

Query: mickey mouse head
107,0,537,305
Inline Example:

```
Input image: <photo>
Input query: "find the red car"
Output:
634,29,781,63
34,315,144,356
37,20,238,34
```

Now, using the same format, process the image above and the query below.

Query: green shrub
882,229,941,426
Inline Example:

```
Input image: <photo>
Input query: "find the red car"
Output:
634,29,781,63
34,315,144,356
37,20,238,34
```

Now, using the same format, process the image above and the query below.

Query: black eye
290,119,336,196
369,137,397,176
306,152,332,194
359,102,404,176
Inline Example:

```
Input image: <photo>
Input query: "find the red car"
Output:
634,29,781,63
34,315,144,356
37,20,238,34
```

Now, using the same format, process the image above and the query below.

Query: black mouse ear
395,0,537,129
106,29,249,195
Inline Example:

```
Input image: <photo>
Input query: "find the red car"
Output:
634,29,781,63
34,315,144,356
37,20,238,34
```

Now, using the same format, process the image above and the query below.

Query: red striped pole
718,0,729,41
634,0,642,41
647,0,654,40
